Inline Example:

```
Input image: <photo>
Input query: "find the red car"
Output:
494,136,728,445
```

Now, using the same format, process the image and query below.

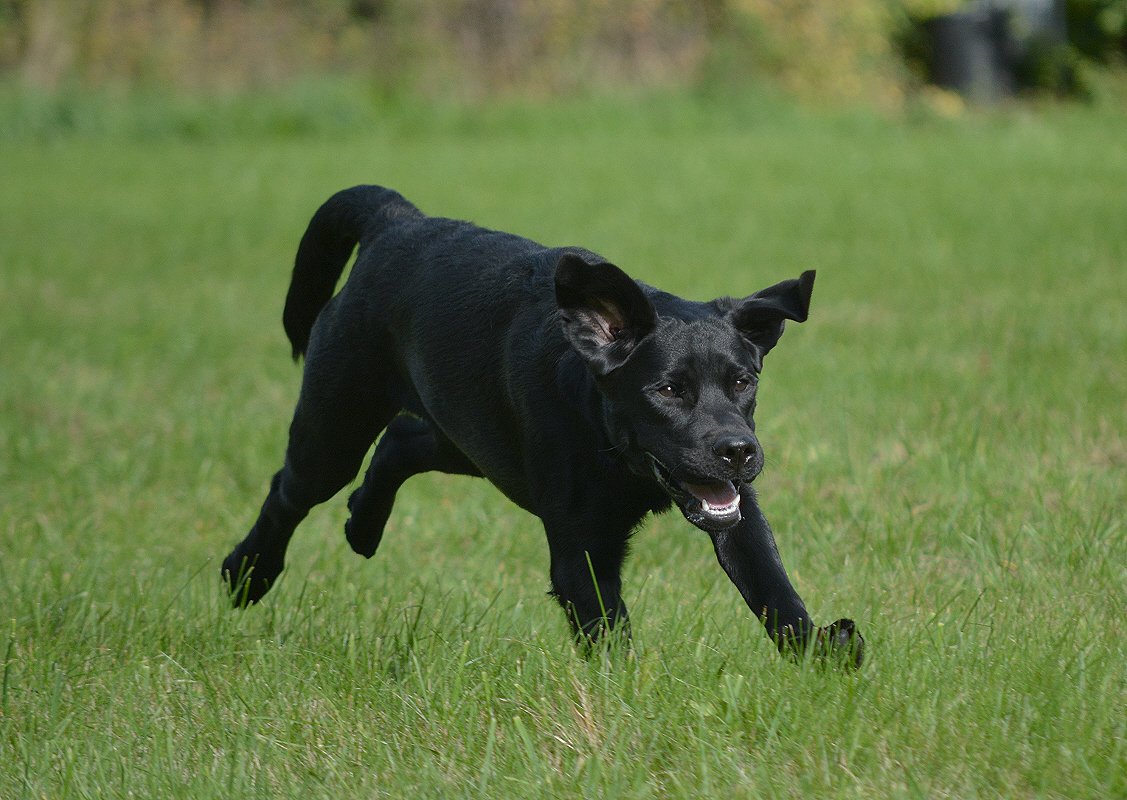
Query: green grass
1,90,1125,798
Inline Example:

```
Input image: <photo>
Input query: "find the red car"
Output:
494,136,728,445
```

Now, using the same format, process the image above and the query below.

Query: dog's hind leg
223,334,401,606
345,410,482,557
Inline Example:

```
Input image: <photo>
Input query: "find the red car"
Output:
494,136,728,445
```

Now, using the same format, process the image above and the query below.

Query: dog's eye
733,378,751,392
657,384,678,398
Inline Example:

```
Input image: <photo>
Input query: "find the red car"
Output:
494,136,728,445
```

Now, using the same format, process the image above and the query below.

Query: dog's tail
282,185,422,359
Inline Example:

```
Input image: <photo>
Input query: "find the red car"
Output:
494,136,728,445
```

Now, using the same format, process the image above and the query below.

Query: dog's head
556,253,814,533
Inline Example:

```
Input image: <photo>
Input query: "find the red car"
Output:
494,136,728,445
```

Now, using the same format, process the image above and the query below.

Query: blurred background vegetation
0,0,1124,108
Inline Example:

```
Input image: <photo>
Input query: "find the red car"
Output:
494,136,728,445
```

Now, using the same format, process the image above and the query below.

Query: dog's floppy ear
555,252,658,377
732,270,815,358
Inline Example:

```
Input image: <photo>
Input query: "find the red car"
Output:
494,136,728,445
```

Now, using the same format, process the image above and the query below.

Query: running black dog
222,185,863,666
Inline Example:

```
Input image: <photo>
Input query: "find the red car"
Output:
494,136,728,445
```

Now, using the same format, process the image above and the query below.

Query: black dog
223,185,862,666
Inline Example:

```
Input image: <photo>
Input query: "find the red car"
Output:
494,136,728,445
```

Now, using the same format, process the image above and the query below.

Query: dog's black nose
713,435,757,469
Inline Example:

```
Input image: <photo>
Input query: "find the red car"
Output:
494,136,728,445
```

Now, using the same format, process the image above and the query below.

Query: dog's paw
221,550,283,608
344,514,380,559
813,618,864,669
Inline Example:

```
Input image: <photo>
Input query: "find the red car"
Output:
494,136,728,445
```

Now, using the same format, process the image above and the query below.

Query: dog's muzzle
647,454,743,533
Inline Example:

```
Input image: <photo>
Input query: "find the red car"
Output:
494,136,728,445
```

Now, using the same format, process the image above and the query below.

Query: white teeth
703,498,740,515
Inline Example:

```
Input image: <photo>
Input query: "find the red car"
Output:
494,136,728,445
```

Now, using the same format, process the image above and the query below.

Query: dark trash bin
925,8,1017,101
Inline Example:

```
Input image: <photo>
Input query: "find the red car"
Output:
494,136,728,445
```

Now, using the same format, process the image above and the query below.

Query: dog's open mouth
647,455,743,532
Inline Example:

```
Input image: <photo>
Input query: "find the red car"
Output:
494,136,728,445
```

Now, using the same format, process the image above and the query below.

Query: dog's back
282,186,424,359
282,185,573,362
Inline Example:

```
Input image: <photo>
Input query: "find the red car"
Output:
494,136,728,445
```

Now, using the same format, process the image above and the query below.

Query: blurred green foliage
0,0,899,102
0,0,1123,103
1068,0,1127,62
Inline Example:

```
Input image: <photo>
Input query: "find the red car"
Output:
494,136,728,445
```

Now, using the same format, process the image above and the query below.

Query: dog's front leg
545,526,632,650
709,492,813,654
710,488,863,667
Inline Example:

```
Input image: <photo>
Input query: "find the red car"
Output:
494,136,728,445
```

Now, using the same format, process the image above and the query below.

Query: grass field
1,90,1125,798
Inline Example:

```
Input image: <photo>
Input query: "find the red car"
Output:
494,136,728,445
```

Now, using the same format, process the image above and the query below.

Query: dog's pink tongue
684,480,739,511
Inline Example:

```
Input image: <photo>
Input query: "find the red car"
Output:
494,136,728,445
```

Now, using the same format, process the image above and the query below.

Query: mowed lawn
1,94,1124,798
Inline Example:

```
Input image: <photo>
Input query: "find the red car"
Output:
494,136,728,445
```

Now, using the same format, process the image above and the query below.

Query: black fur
222,185,862,667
